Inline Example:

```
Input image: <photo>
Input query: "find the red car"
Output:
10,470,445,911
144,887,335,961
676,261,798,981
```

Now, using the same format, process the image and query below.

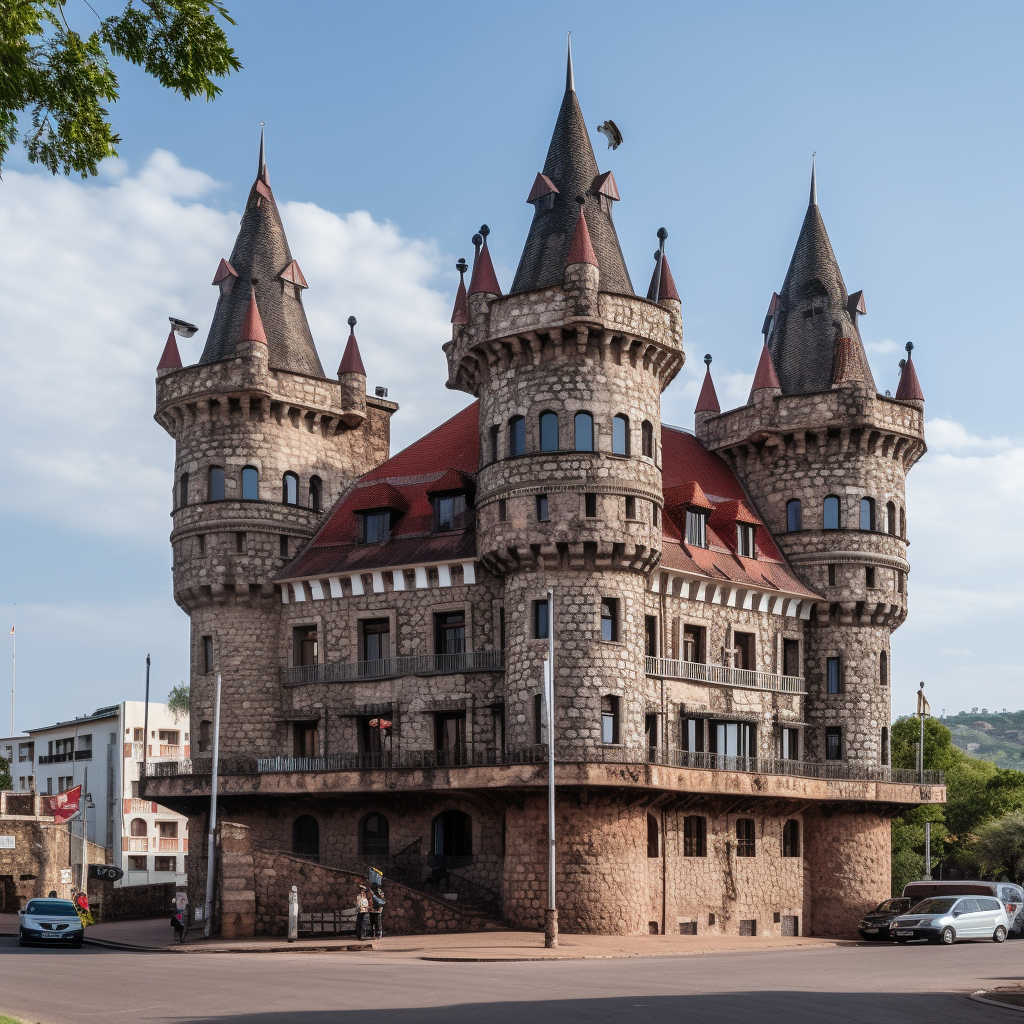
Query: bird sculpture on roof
596,120,622,150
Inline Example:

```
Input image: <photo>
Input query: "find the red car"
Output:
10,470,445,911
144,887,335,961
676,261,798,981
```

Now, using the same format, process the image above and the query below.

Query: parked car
890,895,1009,945
18,898,84,948
858,898,913,941
903,881,1024,937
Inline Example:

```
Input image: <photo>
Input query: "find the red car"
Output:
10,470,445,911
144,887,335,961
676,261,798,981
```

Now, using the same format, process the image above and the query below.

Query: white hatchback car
18,898,85,948
891,895,1009,945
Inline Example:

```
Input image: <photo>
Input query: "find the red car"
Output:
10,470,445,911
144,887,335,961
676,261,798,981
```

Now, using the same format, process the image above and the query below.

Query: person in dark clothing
369,883,385,939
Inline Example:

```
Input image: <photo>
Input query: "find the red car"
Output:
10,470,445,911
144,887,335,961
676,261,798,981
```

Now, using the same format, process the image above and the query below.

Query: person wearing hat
355,884,370,940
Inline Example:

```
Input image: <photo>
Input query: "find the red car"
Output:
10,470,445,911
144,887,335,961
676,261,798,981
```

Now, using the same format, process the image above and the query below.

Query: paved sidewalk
2,912,850,959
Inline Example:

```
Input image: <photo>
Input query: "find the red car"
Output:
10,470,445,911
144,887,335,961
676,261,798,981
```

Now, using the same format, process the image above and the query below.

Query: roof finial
456,258,468,284
704,353,712,367
472,232,482,264
348,315,357,332
906,341,914,356
566,32,575,93
809,151,817,207
652,227,668,303
258,122,268,184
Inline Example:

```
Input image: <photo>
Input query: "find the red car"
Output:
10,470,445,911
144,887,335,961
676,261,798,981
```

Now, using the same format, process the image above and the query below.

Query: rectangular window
585,493,597,518
490,425,500,463
158,820,178,839
58,775,74,792
683,815,707,857
202,635,214,674
644,615,658,657
294,626,318,667
896,570,905,594
435,712,466,764
75,734,92,759
733,632,755,670
235,531,245,553
652,503,659,527
624,495,636,519
779,727,800,760
359,511,390,544
645,713,658,756
293,722,318,758
828,564,836,587
679,921,698,935
825,726,842,761
534,693,543,744
359,716,386,755
435,494,466,531
710,721,756,758
600,598,619,642
533,599,549,640
280,534,289,557
196,533,205,554
783,638,799,677
128,855,147,871
509,417,526,457
157,730,178,746
435,611,466,655
737,523,755,558
738,919,757,936
498,498,507,522
601,695,620,744
865,566,876,588
735,818,756,857
535,494,549,521
682,624,705,663
133,727,144,742
361,619,390,663
826,656,842,694
499,606,505,650
154,856,176,873
681,717,705,753
685,510,706,548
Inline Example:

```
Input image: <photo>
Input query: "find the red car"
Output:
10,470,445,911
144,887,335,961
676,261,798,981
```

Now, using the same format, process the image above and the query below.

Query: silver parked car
18,898,85,948
891,895,1009,945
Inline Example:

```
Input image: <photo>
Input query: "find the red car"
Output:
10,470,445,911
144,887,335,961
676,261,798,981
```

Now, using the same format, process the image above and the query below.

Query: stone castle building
146,49,942,938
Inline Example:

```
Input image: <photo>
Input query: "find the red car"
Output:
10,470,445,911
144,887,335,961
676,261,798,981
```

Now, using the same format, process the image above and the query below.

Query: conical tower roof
695,358,721,414
510,40,632,296
198,132,326,378
765,162,874,395
157,329,182,370
895,348,925,401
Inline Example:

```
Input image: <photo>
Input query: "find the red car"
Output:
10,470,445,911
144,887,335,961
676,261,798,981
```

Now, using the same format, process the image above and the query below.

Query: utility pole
142,654,151,780
9,605,15,737
544,587,557,949
203,672,222,938
81,765,89,893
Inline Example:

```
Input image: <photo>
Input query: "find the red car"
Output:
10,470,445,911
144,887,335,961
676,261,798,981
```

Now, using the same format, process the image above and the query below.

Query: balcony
127,838,148,853
157,837,179,852
280,649,505,686
74,749,92,760
36,752,73,765
158,745,181,758
646,657,806,694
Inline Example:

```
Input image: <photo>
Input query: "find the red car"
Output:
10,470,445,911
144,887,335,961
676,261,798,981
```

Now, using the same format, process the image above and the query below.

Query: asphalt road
1,936,1021,1024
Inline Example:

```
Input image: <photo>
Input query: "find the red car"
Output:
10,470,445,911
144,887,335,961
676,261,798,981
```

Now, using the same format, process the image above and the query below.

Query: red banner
47,785,82,824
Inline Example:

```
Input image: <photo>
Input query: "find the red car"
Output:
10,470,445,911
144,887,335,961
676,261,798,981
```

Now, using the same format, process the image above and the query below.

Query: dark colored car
857,898,912,941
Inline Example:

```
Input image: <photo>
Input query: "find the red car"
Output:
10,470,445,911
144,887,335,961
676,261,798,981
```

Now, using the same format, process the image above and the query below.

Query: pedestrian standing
355,884,370,940
369,882,385,939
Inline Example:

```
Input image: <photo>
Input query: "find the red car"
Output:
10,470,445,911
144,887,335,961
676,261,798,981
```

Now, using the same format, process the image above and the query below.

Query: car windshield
874,899,909,914
909,898,958,914
25,901,78,916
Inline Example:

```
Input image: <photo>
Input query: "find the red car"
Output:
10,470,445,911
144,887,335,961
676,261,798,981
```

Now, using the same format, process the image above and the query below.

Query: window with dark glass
435,611,466,655
490,424,500,463
886,500,896,535
202,635,214,674
435,713,466,764
242,466,259,501
199,719,212,753
866,566,876,588
308,475,322,512
710,721,756,757
435,494,466,531
208,466,225,501
825,726,842,760
683,624,705,663
647,814,660,858
361,619,390,663
601,695,620,743
600,598,619,641
499,606,505,649
786,499,802,532
432,809,472,856
897,569,905,594
779,726,800,760
828,563,836,586
681,717,705,752
641,420,654,458
823,495,840,529
783,638,799,677
624,495,636,519
737,523,755,558
534,693,543,744
234,531,244,553
900,506,906,538
612,414,630,455
508,416,526,457
359,716,389,755
685,510,707,548
645,615,658,657
535,494,549,521
826,656,842,694
879,650,888,686
179,473,189,508
539,411,559,451
645,713,658,757
498,498,506,522
782,819,800,857
293,722,318,758
359,511,390,544
533,599,549,640
585,493,597,518
683,815,707,857
735,818,756,857
280,534,289,557
294,626,318,667
881,726,889,764
574,411,594,452
733,632,754,670
860,497,875,531
292,814,319,860
360,813,390,857
282,472,299,505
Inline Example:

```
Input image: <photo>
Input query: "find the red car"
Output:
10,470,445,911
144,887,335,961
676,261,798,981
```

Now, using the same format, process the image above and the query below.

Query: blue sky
0,0,1021,732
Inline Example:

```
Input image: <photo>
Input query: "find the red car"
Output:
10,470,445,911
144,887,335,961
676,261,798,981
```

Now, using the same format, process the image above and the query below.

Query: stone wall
92,881,179,922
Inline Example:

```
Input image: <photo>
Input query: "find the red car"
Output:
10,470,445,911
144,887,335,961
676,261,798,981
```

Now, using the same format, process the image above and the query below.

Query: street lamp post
203,671,222,938
917,681,932,880
544,587,557,949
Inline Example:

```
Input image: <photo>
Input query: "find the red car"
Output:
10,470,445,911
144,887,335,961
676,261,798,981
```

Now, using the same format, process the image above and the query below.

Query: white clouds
0,152,461,538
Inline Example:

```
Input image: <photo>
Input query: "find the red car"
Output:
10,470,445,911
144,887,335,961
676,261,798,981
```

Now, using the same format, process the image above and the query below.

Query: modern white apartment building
26,701,190,887
0,735,35,791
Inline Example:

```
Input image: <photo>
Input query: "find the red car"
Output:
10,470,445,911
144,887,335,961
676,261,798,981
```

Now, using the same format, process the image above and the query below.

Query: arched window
178,473,189,508
241,466,259,501
782,819,800,857
282,472,299,505
860,497,875,531
308,475,322,512
823,496,840,530
539,411,559,452
292,814,320,860
508,416,526,457
612,414,630,455
900,506,906,538
130,818,147,837
360,813,390,858
641,420,654,458
574,411,594,452
432,809,472,856
647,813,660,858
786,499,802,532
886,501,896,536
880,650,888,686
208,467,225,502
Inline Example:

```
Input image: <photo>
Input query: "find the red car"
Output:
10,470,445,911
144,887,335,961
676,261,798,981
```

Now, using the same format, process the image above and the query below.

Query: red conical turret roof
338,330,366,376
695,365,721,414
157,329,182,370
750,342,781,397
451,278,469,325
647,255,680,302
895,353,925,401
566,208,598,267
468,239,502,297
238,292,268,345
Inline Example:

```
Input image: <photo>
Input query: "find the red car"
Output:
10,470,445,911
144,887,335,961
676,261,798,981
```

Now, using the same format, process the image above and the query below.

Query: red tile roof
694,366,721,413
566,210,599,267
527,173,559,203
450,278,469,325
348,482,409,513
157,329,182,370
895,354,925,401
591,170,620,201
338,331,365,376
279,259,308,289
212,258,238,286
238,293,267,345
468,242,502,296
426,468,475,495
750,342,781,394
647,255,680,302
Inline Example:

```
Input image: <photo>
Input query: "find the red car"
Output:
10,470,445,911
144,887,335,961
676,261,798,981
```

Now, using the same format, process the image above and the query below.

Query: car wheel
18,929,26,947
994,926,1007,943
940,927,956,945
71,937,84,949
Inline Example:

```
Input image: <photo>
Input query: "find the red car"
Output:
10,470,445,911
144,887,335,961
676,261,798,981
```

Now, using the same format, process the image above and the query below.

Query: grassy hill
939,710,1024,771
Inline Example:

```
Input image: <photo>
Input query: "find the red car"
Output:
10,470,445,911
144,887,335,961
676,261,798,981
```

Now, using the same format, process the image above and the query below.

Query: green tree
974,812,1024,884
167,681,189,719
1,1,240,177
0,755,12,791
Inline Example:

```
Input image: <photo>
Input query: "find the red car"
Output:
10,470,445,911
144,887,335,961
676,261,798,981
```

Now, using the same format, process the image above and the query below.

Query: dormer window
435,494,466,532
685,510,707,549
737,523,756,558
801,297,826,319
359,511,390,544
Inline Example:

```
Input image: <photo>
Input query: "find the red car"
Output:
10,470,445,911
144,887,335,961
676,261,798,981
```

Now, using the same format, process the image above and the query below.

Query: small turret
749,342,781,403
564,199,599,315
338,316,368,427
451,258,469,327
694,354,721,433
157,329,182,375
894,342,924,407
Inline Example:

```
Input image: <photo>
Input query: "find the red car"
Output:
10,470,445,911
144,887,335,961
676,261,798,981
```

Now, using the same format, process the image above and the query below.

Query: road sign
0,836,14,849
60,868,72,884
88,864,124,882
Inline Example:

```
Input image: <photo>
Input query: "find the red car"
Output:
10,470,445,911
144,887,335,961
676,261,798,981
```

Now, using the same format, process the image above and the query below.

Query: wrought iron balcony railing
646,657,806,694
281,649,505,685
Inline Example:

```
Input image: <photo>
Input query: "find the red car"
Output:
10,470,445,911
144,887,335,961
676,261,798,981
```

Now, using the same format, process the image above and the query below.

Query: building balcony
126,838,148,853
157,837,180,851
36,752,74,765
281,649,505,685
646,657,806,694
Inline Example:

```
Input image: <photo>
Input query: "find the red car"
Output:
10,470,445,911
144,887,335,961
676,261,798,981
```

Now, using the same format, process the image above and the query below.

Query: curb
82,936,376,954
970,991,1024,1013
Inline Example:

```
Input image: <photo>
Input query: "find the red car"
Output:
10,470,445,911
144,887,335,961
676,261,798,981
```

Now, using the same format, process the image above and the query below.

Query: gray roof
510,59,633,296
766,175,874,395
198,153,325,378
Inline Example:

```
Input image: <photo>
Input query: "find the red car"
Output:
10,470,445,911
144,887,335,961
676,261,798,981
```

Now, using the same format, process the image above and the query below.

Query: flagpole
10,605,15,737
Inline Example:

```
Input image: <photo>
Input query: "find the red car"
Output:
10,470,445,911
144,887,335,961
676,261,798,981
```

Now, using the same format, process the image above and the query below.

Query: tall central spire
509,41,632,296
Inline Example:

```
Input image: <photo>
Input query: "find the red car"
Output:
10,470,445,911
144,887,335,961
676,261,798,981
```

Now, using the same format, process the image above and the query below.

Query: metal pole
142,654,151,781
544,588,557,949
81,765,88,894
10,605,15,737
918,710,924,785
924,820,932,881
203,672,222,938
